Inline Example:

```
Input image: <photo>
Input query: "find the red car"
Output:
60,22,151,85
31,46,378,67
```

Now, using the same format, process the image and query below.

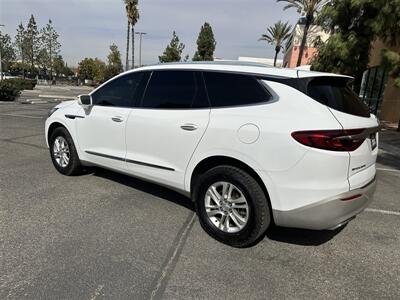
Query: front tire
49,127,82,176
194,165,271,247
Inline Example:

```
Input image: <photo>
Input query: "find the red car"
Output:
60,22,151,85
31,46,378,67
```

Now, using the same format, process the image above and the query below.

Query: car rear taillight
291,129,366,151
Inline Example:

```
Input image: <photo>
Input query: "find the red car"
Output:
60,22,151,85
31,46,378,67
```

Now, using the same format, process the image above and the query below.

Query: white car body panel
326,108,379,189
185,80,348,212
75,106,130,170
125,108,210,189
45,100,79,147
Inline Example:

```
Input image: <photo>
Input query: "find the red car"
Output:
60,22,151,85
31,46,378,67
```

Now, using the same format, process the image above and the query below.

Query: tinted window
203,72,271,107
307,77,370,117
141,71,208,109
92,72,145,107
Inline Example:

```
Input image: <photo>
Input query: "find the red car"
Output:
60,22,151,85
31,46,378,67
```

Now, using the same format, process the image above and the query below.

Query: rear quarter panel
185,81,349,211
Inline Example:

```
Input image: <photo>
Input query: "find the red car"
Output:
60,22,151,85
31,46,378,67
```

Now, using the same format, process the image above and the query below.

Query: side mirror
78,94,92,106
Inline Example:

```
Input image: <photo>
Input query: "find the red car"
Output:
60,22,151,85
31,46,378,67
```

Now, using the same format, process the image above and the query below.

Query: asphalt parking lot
1,100,400,299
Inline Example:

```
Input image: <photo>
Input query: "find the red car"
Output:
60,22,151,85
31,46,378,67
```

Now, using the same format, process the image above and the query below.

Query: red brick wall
283,46,319,68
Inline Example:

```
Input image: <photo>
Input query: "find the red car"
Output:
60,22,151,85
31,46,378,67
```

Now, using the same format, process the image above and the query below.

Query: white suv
46,62,378,247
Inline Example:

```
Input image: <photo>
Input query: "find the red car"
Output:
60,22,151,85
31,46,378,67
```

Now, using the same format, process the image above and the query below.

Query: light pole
135,32,147,67
0,24,4,81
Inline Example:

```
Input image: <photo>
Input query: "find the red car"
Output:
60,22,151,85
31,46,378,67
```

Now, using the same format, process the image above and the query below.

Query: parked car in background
0,72,19,80
45,62,379,247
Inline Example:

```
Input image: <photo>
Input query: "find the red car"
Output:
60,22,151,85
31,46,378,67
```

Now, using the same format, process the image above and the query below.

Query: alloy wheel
53,136,70,168
204,181,249,233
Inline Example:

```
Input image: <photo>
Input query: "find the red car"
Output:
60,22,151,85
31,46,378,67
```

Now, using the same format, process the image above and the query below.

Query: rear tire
194,165,271,247
49,127,82,176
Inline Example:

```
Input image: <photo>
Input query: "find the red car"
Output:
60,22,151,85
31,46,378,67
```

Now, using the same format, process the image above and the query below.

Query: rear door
125,70,210,190
304,75,379,189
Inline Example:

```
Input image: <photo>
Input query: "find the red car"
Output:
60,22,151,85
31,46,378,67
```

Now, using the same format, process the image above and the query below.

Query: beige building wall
370,39,400,123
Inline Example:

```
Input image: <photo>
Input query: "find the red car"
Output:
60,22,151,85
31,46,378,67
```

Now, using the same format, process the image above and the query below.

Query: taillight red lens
291,129,366,151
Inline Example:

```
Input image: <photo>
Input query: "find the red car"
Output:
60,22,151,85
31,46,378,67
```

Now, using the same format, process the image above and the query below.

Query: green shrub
0,81,21,101
5,78,37,90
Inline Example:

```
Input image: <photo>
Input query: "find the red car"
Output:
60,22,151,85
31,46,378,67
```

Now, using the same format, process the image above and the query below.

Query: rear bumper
273,177,376,230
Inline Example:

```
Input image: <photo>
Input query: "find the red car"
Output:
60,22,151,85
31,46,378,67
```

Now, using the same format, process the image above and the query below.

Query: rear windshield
307,77,370,118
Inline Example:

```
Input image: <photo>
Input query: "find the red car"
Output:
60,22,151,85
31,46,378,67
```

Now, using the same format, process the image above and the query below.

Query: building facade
283,18,329,68
360,39,400,123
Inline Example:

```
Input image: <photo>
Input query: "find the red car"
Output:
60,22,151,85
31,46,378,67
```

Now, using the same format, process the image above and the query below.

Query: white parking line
365,208,400,216
376,167,400,173
39,94,75,99
0,113,44,119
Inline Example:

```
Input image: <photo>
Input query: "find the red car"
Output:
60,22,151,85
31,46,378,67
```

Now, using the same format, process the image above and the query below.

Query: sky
0,0,300,67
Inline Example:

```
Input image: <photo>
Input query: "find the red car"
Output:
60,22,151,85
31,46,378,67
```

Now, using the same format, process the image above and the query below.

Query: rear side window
92,72,145,107
141,71,208,109
203,72,272,107
307,77,370,117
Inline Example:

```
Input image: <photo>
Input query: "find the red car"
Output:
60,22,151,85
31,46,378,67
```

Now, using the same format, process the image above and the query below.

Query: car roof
125,61,352,79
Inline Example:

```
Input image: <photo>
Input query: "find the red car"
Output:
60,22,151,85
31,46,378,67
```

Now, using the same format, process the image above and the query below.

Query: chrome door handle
180,124,198,131
112,116,123,122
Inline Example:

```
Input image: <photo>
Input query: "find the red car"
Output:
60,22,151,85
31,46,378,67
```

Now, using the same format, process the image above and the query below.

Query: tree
374,0,400,88
36,48,49,74
52,55,65,76
310,0,397,92
40,19,61,78
105,43,123,80
77,57,106,84
0,32,16,72
53,55,74,77
77,58,95,80
259,21,292,67
14,23,27,76
381,49,400,88
123,0,130,70
193,22,216,61
123,0,139,69
159,31,186,63
9,61,31,74
25,14,40,74
278,0,328,67
93,58,107,83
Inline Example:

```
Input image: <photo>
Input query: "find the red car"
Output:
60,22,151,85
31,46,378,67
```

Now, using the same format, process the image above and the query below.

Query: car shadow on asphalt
377,152,400,170
87,167,345,247
378,129,400,170
89,167,195,212
265,225,346,246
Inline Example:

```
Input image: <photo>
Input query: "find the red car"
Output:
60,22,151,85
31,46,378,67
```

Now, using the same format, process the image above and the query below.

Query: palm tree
123,0,139,70
123,1,130,70
277,0,328,67
259,21,292,67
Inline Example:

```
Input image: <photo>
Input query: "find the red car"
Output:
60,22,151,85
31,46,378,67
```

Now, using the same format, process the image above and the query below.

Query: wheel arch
189,155,274,222
47,121,68,144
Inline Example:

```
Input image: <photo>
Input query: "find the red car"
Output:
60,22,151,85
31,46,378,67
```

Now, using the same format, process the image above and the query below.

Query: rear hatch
300,74,379,189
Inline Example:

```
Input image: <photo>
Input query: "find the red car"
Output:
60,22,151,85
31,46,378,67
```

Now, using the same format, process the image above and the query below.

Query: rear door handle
112,116,123,123
180,123,198,131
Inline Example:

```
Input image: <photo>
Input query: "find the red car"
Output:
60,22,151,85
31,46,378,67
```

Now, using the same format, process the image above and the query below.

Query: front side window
92,72,145,107
141,70,208,109
203,72,272,107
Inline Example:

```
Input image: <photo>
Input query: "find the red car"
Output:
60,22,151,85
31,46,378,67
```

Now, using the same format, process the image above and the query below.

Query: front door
76,72,145,170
